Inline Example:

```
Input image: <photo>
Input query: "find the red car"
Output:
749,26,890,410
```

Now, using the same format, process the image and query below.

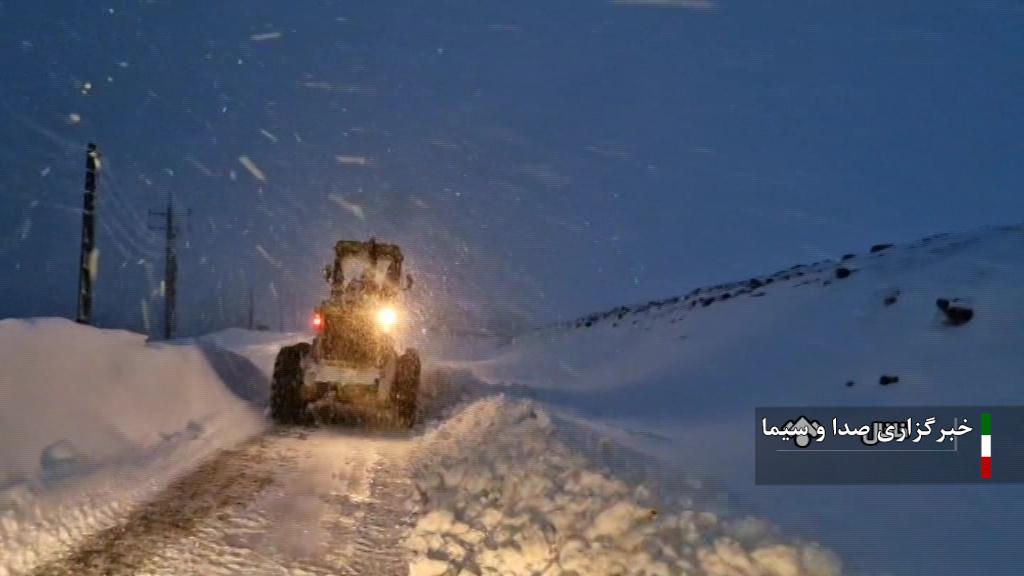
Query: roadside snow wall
0,318,261,483
0,317,264,575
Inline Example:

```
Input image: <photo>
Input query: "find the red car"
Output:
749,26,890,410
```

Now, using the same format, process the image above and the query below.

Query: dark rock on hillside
879,374,900,386
835,267,853,279
870,243,893,253
936,298,974,326
841,254,855,261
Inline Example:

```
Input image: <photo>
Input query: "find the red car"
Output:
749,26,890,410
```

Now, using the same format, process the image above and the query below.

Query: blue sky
1,1,1021,335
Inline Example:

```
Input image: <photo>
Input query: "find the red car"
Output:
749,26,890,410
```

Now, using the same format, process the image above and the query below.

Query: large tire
270,342,312,425
391,348,420,428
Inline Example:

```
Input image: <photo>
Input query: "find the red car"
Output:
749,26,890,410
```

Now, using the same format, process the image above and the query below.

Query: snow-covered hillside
453,223,1024,575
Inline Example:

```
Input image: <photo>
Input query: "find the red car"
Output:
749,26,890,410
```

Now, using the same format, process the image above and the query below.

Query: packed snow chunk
699,539,841,576
586,501,658,540
417,510,456,533
410,557,452,576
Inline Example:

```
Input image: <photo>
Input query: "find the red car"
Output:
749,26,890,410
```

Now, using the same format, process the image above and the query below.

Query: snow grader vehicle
270,239,420,427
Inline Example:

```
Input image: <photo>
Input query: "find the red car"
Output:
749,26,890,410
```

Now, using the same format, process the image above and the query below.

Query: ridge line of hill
541,222,1021,334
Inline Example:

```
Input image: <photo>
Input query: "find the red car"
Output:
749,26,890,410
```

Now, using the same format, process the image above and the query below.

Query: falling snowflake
238,156,266,181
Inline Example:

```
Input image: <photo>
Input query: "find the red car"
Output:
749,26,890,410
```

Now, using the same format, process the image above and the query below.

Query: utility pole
76,143,100,324
278,292,284,332
247,285,255,330
148,195,185,339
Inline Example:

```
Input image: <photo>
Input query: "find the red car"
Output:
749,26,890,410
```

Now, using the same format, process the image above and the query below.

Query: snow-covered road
17,394,842,576
31,428,419,576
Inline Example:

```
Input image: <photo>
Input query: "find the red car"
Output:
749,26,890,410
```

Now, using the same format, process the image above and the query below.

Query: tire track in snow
345,446,418,576
29,435,281,576
29,430,418,576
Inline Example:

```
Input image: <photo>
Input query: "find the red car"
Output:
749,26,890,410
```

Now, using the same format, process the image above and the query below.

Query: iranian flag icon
981,413,992,479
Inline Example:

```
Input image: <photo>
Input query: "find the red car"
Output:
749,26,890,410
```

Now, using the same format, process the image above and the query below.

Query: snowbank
405,397,840,576
0,318,264,575
192,327,310,406
196,327,309,380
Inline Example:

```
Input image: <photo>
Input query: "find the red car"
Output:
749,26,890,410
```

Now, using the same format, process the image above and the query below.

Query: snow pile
0,318,263,575
405,397,840,576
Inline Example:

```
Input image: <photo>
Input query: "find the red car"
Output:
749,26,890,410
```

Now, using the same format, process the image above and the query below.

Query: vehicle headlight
375,306,398,332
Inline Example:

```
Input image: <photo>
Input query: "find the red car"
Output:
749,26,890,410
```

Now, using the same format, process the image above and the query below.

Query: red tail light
312,312,323,331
